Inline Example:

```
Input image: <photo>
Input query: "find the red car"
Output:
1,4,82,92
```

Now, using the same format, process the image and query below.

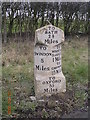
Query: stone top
35,24,64,47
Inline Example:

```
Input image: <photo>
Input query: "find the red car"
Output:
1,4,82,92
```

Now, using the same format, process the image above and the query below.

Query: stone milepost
34,24,66,99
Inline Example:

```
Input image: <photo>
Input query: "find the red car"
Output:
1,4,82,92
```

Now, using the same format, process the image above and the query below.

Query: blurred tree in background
1,2,90,43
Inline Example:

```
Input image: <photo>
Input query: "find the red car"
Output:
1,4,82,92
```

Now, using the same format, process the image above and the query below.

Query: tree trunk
56,13,59,27
41,12,44,27
9,19,13,36
51,12,54,25
56,3,59,27
19,11,22,38
3,6,7,43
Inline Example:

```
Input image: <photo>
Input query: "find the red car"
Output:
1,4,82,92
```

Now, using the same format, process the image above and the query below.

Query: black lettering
56,70,59,73
52,53,60,57
39,46,47,50
48,26,51,30
54,31,58,34
53,56,61,62
51,65,61,70
57,62,61,65
45,39,49,44
35,52,51,56
44,88,48,93
52,68,61,75
49,77,55,80
36,65,40,70
35,65,50,71
41,59,44,63
56,88,58,92
52,27,55,30
34,52,38,55
42,81,45,84
42,66,44,70
45,39,58,44
57,45,61,49
52,34,54,38
48,34,51,38
50,84,54,87
51,31,54,34
42,79,61,85
52,49,61,53
45,30,48,34
49,31,51,34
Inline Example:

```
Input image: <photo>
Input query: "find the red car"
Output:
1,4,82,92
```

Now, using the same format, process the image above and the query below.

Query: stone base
34,72,66,99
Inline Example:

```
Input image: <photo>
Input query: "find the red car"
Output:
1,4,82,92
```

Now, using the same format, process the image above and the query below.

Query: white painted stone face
34,24,66,99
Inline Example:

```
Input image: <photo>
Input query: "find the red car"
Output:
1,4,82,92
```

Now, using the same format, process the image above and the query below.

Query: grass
62,36,88,85
2,36,88,116
62,36,88,107
2,41,34,115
